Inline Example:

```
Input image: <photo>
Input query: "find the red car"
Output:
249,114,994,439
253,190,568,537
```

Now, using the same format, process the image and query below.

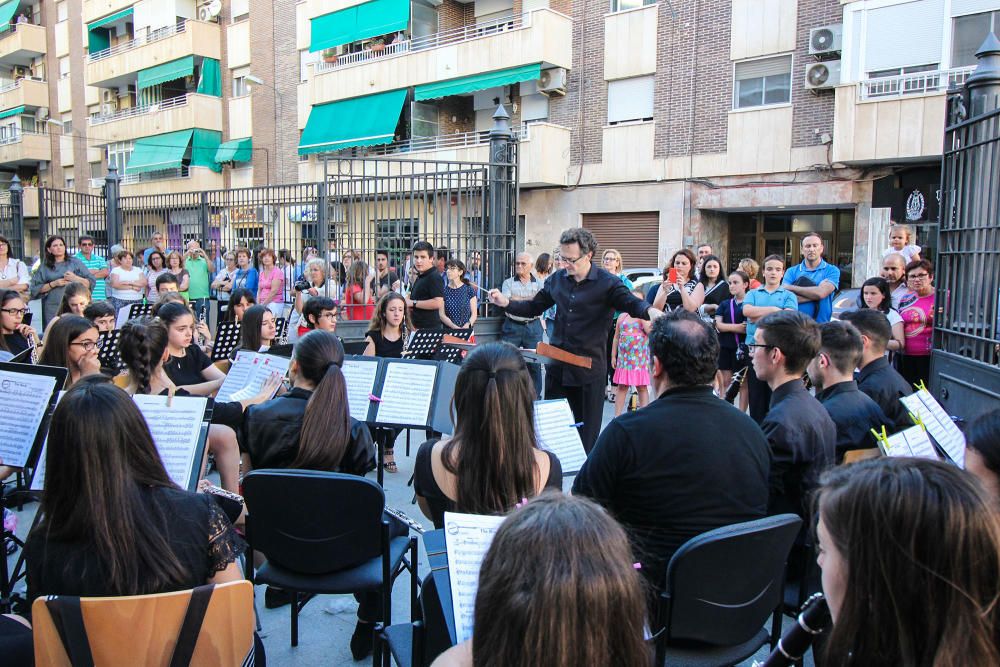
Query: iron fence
38,187,109,259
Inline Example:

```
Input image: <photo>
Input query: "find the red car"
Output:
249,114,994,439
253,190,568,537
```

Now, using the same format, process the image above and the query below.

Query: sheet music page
375,362,437,425
0,351,12,363
901,425,938,460
29,391,64,492
133,394,207,488
444,512,505,644
215,351,259,402
533,399,587,474
228,355,290,402
342,358,380,420
901,392,966,467
115,304,134,329
0,370,58,467
883,431,911,457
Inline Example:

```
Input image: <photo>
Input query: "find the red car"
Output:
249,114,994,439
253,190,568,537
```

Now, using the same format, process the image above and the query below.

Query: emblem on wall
906,189,926,221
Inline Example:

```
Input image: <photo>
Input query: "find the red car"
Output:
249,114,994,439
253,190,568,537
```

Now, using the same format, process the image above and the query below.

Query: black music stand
275,316,289,342
404,329,473,363
212,321,242,361
97,329,125,372
127,302,152,320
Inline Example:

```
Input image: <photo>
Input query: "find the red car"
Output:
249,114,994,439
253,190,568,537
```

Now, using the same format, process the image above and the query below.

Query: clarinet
754,593,831,666
724,366,748,403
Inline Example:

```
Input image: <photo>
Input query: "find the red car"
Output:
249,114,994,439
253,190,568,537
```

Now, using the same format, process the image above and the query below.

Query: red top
344,283,374,320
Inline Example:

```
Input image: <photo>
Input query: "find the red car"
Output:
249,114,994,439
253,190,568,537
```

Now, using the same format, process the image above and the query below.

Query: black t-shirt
25,486,245,601
164,343,213,387
369,270,399,294
365,329,404,358
702,280,731,307
409,267,444,330
716,297,746,349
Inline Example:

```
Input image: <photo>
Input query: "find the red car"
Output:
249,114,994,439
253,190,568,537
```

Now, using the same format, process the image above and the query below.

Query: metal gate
932,38,1000,419
38,187,110,259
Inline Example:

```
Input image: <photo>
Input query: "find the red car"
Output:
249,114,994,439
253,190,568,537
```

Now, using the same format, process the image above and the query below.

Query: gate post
966,33,1000,117
488,105,515,290
317,181,330,272
199,191,211,246
8,175,24,259
104,166,121,248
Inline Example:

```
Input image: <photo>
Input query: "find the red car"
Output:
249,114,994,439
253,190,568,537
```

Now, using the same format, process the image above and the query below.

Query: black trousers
747,365,772,425
546,365,605,454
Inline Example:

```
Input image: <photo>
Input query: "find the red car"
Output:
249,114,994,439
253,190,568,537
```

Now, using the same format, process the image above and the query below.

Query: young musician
301,297,338,334
222,288,256,323
0,290,37,356
24,381,245,601
364,292,409,473
433,493,650,667
83,301,117,333
414,342,563,529
817,458,1000,665
54,282,91,318
158,302,227,396
154,272,181,301
231,305,276,358
37,315,102,388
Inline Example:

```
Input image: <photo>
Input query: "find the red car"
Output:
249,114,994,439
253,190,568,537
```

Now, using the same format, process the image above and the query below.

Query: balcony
0,23,46,67
86,20,221,88
309,9,572,104
832,67,973,164
111,165,223,196
0,77,47,110
83,0,136,25
87,93,223,143
0,131,50,166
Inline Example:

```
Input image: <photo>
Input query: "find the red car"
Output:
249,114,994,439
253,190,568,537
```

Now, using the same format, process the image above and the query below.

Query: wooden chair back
213,359,232,374
32,580,254,666
843,448,882,464
112,374,130,389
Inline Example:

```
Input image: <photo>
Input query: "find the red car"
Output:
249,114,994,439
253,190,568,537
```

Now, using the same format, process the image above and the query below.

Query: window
607,75,654,125
90,161,103,179
61,113,72,135
59,57,70,80
734,55,792,109
65,177,74,189
411,102,439,138
299,51,317,83
611,0,655,12
952,11,1000,68
232,69,250,98
106,141,133,172
376,218,419,267
56,1,67,22
231,0,249,22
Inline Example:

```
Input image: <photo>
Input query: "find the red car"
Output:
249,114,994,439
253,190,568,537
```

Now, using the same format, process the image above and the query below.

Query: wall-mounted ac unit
198,0,222,21
805,60,841,90
101,103,114,115
537,67,567,96
102,89,115,103
809,24,842,56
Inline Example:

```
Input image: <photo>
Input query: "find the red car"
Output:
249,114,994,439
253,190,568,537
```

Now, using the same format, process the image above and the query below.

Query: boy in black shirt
406,241,445,330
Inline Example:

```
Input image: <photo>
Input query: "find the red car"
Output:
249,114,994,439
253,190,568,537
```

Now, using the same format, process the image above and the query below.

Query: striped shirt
74,251,107,300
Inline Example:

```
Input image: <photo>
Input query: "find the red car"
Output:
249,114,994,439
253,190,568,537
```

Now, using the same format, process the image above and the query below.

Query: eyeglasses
1,307,27,316
559,255,585,265
908,273,930,280
70,340,99,352
746,343,777,353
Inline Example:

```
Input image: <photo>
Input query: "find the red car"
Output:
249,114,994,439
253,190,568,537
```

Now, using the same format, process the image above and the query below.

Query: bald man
501,252,544,396
881,252,910,308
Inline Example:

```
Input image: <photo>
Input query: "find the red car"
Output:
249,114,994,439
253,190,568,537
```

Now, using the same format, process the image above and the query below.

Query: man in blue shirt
782,233,840,323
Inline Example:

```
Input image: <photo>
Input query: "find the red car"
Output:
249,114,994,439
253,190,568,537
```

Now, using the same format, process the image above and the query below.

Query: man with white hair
500,251,544,396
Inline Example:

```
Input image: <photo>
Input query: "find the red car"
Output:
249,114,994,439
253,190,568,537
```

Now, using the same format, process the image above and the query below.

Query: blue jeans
501,317,544,397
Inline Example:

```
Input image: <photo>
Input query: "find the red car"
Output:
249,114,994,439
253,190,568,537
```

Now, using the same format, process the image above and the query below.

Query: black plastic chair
374,570,453,667
242,470,418,649
654,514,802,667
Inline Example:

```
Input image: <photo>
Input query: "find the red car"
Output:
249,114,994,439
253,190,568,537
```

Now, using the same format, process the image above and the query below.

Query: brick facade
791,0,841,147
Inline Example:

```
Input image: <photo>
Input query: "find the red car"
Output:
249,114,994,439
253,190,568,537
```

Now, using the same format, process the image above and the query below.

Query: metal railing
859,66,975,100
0,20,40,38
87,21,189,62
91,166,191,188
314,12,526,73
0,77,44,95
89,93,191,125
0,129,46,146
333,123,529,158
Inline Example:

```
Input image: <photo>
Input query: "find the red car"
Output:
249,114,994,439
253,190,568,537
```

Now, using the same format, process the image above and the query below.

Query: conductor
490,228,663,452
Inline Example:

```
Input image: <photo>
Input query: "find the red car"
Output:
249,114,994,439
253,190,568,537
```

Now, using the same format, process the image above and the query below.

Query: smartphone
668,267,678,284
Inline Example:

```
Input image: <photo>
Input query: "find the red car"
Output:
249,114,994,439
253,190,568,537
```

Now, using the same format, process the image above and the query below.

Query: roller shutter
582,212,659,269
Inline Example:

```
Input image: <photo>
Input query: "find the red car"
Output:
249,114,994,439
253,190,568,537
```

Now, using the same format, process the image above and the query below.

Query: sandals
383,449,398,473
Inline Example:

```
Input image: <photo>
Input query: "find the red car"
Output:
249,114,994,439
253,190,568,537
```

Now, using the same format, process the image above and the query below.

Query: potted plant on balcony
322,48,338,63
370,37,386,53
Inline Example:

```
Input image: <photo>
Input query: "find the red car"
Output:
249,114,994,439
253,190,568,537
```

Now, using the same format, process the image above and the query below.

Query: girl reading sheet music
23,381,246,602
37,315,102,389
42,283,92,338
0,289,37,356
157,302,227,396
229,305,276,360
83,301,116,333
364,293,409,473
413,342,562,530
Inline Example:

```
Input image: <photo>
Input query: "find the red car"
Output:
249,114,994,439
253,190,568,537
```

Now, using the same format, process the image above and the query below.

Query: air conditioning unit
198,0,222,21
38,160,48,172
805,60,841,90
35,107,47,121
809,24,842,56
102,89,115,104
537,67,567,96
101,103,114,115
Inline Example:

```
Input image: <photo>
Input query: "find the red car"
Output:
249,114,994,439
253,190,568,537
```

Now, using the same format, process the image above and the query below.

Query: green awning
137,56,195,91
215,137,252,163
88,29,110,54
309,0,409,53
191,129,223,172
0,0,20,27
298,89,407,155
0,105,24,121
414,64,542,101
125,129,193,175
196,58,221,97
87,7,133,31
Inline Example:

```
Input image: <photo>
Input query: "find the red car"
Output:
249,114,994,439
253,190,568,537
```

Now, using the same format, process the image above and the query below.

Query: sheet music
216,351,259,402
534,399,587,474
228,355,290,402
375,362,437,425
901,390,966,467
133,394,207,488
444,512,505,644
342,358,380,420
0,370,58,467
30,391,64,492
0,351,12,363
901,425,938,460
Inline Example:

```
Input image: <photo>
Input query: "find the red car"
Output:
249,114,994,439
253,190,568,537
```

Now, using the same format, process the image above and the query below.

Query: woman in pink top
256,247,286,319
897,259,935,387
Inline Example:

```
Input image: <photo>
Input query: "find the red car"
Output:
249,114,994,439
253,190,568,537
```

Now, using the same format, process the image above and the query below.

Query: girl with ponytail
414,342,563,529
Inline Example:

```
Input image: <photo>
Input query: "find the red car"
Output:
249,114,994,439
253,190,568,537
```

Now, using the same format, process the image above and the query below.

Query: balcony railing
0,20,41,39
327,123,530,158
87,21,188,62
89,93,191,125
314,13,526,73
90,165,190,188
0,129,46,146
0,76,44,95
859,66,975,100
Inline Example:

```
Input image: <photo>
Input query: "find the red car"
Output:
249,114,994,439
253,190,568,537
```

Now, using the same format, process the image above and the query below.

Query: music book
133,394,210,491
342,357,457,432
0,363,67,469
212,321,242,361
534,399,587,474
444,511,505,644
342,356,382,421
216,350,290,403
878,424,938,460
900,390,966,467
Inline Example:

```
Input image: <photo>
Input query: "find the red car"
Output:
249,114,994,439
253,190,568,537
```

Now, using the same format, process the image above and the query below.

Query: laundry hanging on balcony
86,8,133,54
137,56,195,92
215,137,252,164
414,64,542,101
309,0,410,53
298,89,407,155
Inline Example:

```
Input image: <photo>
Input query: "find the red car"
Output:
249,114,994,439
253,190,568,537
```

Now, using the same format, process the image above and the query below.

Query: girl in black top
715,271,750,410
698,254,731,318
414,342,563,529
0,289,36,356
364,292,409,472
37,315,103,388
24,381,245,601
222,287,256,323
229,304,277,360
158,301,227,395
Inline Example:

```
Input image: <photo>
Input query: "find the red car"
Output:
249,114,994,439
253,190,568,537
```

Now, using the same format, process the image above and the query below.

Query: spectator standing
165,251,190,301
466,250,483,288
574,311,770,591
602,248,634,388
882,223,922,263
610,288,651,416
897,259,936,386
715,270,750,408
184,240,212,323
782,233,840,323
500,252,543,397
534,253,556,338
441,259,477,330
256,248,285,319
858,277,905,354
649,249,705,313
291,258,338,340
232,247,259,294
405,241,444,330
840,309,914,431
742,254,798,423
73,235,108,302
278,249,297,312
807,321,891,462
694,243,713,279
697,254,730,320
211,251,238,322
435,247,449,284
343,260,375,321
30,235,95,328
108,249,146,314
0,234,30,298
881,252,910,308
370,249,400,300
739,257,761,290
144,250,169,301
141,231,167,266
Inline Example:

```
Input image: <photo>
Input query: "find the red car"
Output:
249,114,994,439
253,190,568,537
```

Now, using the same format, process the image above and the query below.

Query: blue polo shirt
744,285,798,344
783,260,841,323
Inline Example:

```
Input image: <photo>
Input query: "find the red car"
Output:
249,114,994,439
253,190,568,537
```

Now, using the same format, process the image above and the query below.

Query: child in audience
882,223,921,263
816,458,1000,665
37,315,102,388
967,409,1000,504
432,493,650,667
83,300,116,332
715,271,750,408
611,288,651,416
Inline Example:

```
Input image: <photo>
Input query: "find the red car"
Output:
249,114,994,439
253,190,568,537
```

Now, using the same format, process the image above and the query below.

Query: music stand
97,329,124,372
275,316,289,342
128,302,152,320
405,329,473,362
343,341,368,355
212,321,242,361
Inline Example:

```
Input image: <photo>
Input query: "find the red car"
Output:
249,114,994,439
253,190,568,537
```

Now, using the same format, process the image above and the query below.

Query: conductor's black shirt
505,264,650,385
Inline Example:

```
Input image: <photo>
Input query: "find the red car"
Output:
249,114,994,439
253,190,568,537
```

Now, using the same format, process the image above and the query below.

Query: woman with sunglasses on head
30,235,95,328
37,315,102,388
0,289,37,356
0,234,30,299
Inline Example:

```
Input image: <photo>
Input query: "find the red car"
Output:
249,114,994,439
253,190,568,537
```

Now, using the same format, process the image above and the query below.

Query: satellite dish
207,0,222,17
